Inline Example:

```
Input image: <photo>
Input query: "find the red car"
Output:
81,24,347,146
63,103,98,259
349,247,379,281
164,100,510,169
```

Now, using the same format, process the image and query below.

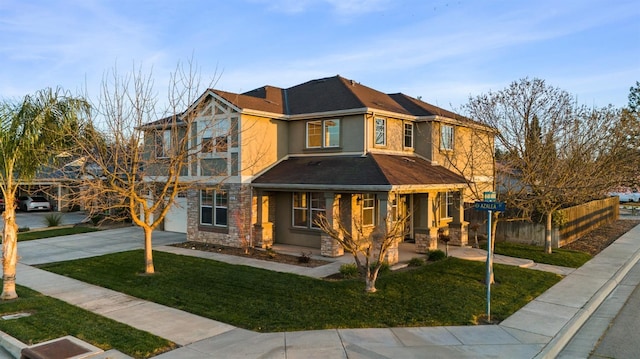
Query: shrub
298,251,312,263
43,212,64,227
407,257,425,267
18,226,30,233
265,247,277,259
370,261,391,275
339,263,359,278
428,249,446,261
90,214,104,226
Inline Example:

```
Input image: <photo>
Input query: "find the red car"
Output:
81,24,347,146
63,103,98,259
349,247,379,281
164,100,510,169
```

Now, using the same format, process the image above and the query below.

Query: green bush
428,249,446,261
407,257,425,267
43,212,64,227
339,263,359,278
371,261,391,275
90,214,104,226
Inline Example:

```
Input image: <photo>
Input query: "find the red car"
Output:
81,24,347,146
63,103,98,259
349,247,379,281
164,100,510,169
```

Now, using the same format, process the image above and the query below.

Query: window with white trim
439,191,455,219
214,118,230,152
202,137,214,153
155,130,172,158
362,193,376,226
441,124,454,150
306,119,340,148
292,192,326,228
404,123,414,148
200,189,228,227
375,118,386,146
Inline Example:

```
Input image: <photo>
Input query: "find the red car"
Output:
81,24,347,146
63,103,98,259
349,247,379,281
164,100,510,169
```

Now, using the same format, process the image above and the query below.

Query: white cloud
247,0,391,15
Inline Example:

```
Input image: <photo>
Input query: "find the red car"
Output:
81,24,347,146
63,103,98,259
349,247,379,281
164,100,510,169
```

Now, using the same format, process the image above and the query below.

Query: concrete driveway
0,211,89,231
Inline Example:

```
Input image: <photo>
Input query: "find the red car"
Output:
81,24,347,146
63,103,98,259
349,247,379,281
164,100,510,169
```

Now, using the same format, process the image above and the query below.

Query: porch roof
251,153,468,191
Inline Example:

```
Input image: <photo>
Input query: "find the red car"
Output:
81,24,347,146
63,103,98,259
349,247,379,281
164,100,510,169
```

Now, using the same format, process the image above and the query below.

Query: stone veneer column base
383,241,399,265
320,234,344,257
415,228,440,253
253,222,274,249
448,222,469,247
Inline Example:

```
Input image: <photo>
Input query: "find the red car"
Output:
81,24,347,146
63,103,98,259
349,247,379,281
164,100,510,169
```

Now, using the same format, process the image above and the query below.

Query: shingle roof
213,88,285,114
210,75,470,121
140,75,483,128
252,153,467,190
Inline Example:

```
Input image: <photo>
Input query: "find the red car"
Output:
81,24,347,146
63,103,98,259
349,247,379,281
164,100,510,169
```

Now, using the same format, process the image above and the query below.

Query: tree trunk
545,212,553,254
143,226,155,274
365,274,378,293
1,207,19,300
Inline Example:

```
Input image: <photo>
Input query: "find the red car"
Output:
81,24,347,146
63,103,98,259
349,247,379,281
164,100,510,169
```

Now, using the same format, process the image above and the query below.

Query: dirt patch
171,241,331,268
562,219,640,256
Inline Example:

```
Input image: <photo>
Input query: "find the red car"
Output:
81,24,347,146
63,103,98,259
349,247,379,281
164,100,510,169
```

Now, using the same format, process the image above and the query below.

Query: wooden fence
465,197,619,248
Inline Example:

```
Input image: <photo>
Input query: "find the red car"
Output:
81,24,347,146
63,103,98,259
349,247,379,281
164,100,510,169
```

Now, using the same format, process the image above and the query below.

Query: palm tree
0,88,88,300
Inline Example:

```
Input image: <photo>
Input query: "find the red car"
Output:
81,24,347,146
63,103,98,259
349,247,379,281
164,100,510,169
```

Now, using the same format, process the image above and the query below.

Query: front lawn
0,285,174,358
40,250,562,331
483,242,592,267
18,227,100,242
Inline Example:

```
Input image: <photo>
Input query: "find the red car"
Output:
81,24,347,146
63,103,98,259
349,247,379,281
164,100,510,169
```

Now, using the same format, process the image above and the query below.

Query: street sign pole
486,210,492,322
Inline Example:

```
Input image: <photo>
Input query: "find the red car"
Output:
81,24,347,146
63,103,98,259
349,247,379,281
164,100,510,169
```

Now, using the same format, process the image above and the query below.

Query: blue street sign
474,201,506,212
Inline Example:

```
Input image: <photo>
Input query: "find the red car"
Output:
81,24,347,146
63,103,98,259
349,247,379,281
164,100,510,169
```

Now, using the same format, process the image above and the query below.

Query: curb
533,245,640,358
0,330,27,358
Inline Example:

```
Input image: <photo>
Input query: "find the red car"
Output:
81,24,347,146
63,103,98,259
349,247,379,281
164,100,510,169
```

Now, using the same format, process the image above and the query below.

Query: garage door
164,196,188,233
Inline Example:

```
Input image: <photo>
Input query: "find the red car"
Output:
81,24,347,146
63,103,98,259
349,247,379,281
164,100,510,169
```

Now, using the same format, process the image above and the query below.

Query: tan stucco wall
238,114,285,176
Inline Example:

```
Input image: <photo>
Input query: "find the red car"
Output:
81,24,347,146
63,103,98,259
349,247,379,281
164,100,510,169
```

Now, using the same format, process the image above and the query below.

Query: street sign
474,201,506,212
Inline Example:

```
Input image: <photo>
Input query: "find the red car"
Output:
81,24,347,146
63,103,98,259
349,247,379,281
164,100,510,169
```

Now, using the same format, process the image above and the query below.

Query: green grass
18,227,100,242
483,242,592,267
40,250,562,331
0,285,175,358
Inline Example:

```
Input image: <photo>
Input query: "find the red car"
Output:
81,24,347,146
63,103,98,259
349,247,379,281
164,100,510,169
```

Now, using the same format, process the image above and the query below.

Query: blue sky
1,0,638,112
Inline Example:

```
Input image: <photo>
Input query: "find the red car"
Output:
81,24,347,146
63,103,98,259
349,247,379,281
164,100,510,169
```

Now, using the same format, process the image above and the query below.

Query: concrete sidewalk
2,224,640,358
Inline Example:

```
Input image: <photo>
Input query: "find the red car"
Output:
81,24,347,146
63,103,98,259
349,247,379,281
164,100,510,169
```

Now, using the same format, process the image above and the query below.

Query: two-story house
142,75,495,264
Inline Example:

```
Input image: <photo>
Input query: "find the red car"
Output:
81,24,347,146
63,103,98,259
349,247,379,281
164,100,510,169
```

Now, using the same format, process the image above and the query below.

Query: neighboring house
141,75,495,263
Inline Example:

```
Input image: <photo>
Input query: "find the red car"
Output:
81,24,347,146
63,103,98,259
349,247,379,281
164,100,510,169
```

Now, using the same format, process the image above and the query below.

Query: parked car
17,196,51,212
609,192,640,203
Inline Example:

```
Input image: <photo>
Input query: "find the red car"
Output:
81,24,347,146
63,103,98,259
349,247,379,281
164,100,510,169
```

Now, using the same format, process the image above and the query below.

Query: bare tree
66,61,221,274
464,78,632,254
315,212,408,293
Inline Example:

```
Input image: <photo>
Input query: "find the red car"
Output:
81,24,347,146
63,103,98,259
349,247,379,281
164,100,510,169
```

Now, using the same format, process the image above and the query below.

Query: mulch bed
562,219,640,256
171,241,331,268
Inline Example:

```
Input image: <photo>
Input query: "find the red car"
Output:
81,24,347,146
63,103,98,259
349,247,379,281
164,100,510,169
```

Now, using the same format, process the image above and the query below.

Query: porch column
448,190,468,246
420,192,440,251
252,190,273,248
320,192,344,257
377,193,399,265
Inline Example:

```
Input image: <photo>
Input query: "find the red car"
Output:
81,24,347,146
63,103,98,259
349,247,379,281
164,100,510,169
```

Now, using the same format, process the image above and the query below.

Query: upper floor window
292,192,326,228
200,189,228,227
306,119,340,148
441,124,454,150
202,137,214,153
362,193,376,226
404,123,414,148
201,119,229,154
375,118,386,146
155,130,172,158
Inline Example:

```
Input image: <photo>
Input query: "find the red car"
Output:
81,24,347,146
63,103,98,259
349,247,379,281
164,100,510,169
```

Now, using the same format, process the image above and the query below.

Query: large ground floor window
201,189,228,227
292,192,326,229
